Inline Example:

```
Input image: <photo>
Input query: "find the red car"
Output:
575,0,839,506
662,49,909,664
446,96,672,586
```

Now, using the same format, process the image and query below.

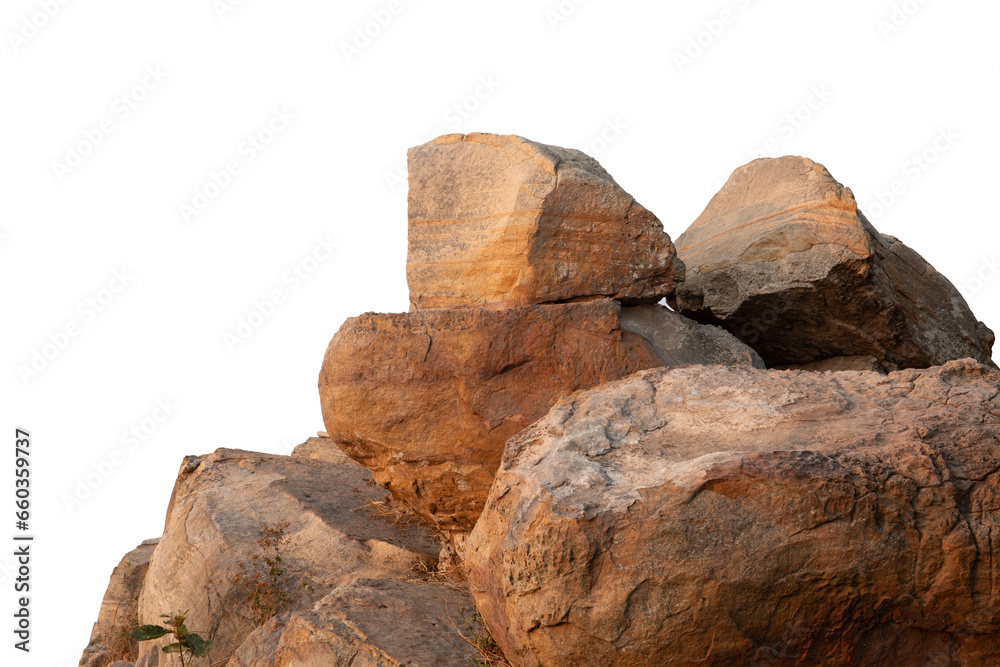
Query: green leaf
130,625,169,641
188,633,215,657
162,642,184,654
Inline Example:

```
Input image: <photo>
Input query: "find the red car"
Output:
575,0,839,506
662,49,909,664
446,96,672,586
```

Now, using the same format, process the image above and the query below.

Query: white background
2,1,997,664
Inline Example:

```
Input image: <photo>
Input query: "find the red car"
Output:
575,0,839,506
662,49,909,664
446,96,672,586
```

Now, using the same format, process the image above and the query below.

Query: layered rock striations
407,133,683,310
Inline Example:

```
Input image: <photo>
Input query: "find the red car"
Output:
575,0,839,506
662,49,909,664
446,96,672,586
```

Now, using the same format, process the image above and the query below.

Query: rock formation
465,360,1000,666
669,156,994,371
406,133,683,310
83,138,998,667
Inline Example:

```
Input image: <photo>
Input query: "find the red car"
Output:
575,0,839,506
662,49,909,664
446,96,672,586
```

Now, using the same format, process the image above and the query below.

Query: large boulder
466,359,1000,666
319,299,662,532
406,133,683,310
669,156,994,371
135,443,441,666
229,578,477,666
79,539,158,667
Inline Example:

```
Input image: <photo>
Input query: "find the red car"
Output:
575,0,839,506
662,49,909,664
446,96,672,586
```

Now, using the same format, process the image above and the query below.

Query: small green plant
229,521,312,627
130,613,214,666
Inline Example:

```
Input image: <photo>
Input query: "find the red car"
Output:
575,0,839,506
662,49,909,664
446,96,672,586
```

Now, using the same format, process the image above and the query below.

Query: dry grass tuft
101,561,142,662
354,492,424,528
228,521,313,628
451,604,511,667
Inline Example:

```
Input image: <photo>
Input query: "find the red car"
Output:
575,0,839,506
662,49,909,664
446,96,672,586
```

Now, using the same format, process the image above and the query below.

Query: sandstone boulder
669,156,994,371
407,133,683,310
229,578,477,666
79,539,158,667
620,304,765,369
319,299,663,531
135,443,441,666
466,359,1000,666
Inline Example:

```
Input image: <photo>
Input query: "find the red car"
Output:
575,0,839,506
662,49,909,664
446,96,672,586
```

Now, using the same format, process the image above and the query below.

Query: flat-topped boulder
319,299,662,531
669,156,994,371
407,133,683,310
466,359,1000,666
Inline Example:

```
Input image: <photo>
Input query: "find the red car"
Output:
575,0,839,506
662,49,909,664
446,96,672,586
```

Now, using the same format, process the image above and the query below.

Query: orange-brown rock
406,133,683,310
319,299,663,531
465,359,1000,666
669,156,994,371
135,444,441,666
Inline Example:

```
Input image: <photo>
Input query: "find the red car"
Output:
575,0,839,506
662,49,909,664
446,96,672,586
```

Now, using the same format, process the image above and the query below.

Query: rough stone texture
136,444,441,666
79,539,159,667
466,360,1000,666
777,355,886,374
669,156,994,371
229,578,476,666
291,432,354,464
319,299,664,532
620,304,765,369
407,133,683,310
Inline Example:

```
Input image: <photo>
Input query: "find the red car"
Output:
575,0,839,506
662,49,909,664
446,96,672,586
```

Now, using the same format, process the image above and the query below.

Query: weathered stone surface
777,355,886,373
320,300,766,533
319,299,665,532
291,432,353,464
79,539,158,667
669,156,994,371
407,133,683,310
620,304,765,369
319,299,663,531
136,444,441,666
230,578,476,666
466,359,1000,666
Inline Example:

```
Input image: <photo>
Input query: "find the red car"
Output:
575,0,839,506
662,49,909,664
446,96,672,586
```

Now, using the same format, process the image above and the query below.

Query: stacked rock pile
83,133,1000,667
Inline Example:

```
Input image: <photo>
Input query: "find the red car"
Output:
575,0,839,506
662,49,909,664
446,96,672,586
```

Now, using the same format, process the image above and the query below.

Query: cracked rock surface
669,156,994,371
135,442,440,666
466,359,1000,666
406,132,683,310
